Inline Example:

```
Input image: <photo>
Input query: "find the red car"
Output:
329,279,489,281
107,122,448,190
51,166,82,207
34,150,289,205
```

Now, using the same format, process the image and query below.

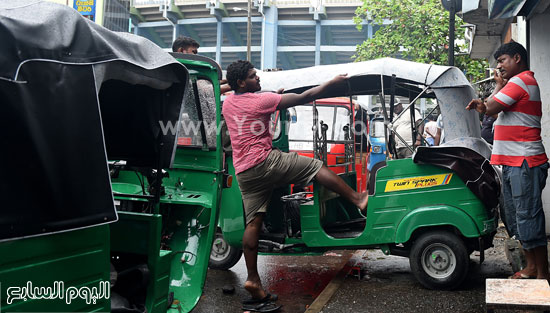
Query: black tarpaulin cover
0,0,188,241
414,146,501,212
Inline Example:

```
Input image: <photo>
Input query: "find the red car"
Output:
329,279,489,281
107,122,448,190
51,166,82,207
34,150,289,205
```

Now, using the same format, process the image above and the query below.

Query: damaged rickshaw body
216,58,499,290
0,2,221,312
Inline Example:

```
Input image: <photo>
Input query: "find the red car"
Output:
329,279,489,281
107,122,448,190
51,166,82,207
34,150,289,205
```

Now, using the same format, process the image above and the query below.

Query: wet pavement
194,227,529,313
192,250,354,313
321,228,524,313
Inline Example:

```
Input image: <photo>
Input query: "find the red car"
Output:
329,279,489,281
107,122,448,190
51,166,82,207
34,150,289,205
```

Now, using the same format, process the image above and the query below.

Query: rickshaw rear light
335,156,346,164
223,173,233,188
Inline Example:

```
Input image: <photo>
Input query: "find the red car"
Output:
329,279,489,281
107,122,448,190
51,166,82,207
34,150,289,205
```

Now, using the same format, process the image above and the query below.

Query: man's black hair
494,41,528,65
172,36,200,52
226,60,255,91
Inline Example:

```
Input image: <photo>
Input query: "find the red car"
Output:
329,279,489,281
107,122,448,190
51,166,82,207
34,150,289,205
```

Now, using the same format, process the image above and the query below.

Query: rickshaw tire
409,230,469,291
209,230,243,270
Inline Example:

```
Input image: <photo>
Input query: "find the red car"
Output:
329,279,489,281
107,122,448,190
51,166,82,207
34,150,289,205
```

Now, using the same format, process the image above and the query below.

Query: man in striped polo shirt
467,42,549,280
223,60,369,307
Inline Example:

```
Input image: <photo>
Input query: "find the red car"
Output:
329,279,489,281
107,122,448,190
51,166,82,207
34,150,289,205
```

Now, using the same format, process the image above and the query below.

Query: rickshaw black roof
0,1,187,83
0,0,189,241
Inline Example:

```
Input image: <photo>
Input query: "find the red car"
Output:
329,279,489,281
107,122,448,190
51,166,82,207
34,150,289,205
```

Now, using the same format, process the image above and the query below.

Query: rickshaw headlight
372,145,382,153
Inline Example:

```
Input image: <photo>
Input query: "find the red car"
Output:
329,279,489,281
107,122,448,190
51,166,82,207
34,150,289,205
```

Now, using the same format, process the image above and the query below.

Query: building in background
130,0,385,70
45,0,130,31
43,0,384,71
104,0,131,31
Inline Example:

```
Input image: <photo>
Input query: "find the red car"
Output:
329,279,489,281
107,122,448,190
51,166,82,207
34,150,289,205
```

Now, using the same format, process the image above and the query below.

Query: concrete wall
511,17,528,48
529,10,550,233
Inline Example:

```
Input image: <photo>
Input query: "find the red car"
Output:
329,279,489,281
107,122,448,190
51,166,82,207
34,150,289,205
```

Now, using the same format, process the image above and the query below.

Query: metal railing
133,0,361,7
133,0,165,5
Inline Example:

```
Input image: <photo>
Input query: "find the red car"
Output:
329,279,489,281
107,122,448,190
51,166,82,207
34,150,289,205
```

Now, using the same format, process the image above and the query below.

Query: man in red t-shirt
467,42,548,280
223,60,368,306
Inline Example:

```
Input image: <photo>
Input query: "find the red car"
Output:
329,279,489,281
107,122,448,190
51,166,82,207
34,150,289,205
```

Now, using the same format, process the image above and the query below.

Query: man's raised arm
276,74,349,110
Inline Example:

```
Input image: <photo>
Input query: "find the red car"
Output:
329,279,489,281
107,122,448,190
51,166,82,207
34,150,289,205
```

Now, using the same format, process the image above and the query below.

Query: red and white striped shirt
492,71,547,167
222,92,282,174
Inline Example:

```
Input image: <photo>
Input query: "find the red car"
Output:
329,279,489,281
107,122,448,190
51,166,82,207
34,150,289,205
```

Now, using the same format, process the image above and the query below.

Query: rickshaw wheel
209,230,242,270
409,231,469,290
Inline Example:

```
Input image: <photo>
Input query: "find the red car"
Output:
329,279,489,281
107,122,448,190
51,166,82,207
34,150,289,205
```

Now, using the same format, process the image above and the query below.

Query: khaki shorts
236,149,323,224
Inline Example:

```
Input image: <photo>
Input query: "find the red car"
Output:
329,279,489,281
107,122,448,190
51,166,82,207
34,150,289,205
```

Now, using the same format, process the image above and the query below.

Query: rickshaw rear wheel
409,230,469,290
209,229,242,270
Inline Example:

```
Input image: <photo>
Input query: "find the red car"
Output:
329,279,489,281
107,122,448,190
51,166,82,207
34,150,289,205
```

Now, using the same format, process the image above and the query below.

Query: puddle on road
193,250,354,313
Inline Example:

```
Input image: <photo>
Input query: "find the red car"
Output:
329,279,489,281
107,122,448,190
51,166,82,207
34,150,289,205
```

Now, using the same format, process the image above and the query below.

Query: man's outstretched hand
466,98,486,114
276,73,349,110
330,73,349,85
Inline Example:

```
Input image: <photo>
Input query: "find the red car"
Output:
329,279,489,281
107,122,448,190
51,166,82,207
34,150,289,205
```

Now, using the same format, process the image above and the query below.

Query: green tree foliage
353,0,488,82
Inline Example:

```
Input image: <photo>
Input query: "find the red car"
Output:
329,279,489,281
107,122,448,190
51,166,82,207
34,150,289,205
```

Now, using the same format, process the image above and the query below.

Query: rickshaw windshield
178,78,217,149
370,118,385,138
289,105,350,150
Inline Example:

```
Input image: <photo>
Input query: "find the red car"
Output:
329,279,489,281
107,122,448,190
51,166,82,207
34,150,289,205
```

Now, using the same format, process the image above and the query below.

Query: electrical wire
134,171,146,195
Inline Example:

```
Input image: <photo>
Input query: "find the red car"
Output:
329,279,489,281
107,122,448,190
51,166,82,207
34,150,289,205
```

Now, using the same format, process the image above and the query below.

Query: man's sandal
508,271,536,279
242,299,281,312
242,293,278,304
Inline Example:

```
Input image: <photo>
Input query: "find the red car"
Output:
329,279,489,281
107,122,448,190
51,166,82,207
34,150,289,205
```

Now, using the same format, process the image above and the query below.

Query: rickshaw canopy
258,58,486,157
0,0,188,240
258,58,499,209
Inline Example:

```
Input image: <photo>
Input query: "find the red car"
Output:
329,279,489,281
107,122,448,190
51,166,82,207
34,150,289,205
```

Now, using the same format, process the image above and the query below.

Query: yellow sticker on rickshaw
384,174,453,192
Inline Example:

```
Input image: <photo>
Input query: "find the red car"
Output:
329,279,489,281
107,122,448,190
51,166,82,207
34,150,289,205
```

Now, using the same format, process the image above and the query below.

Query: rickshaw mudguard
394,206,481,244
414,143,500,212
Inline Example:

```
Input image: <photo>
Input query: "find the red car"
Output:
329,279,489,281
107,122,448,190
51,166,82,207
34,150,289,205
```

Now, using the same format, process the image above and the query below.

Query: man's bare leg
243,213,267,299
533,245,550,279
516,248,538,277
314,166,368,211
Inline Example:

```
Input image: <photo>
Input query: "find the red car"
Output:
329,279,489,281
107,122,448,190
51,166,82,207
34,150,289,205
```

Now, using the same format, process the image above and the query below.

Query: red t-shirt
222,92,282,174
492,71,547,167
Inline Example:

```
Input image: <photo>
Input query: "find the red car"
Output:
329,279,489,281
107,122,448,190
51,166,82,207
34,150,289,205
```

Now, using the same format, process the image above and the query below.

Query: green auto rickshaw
211,58,499,290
